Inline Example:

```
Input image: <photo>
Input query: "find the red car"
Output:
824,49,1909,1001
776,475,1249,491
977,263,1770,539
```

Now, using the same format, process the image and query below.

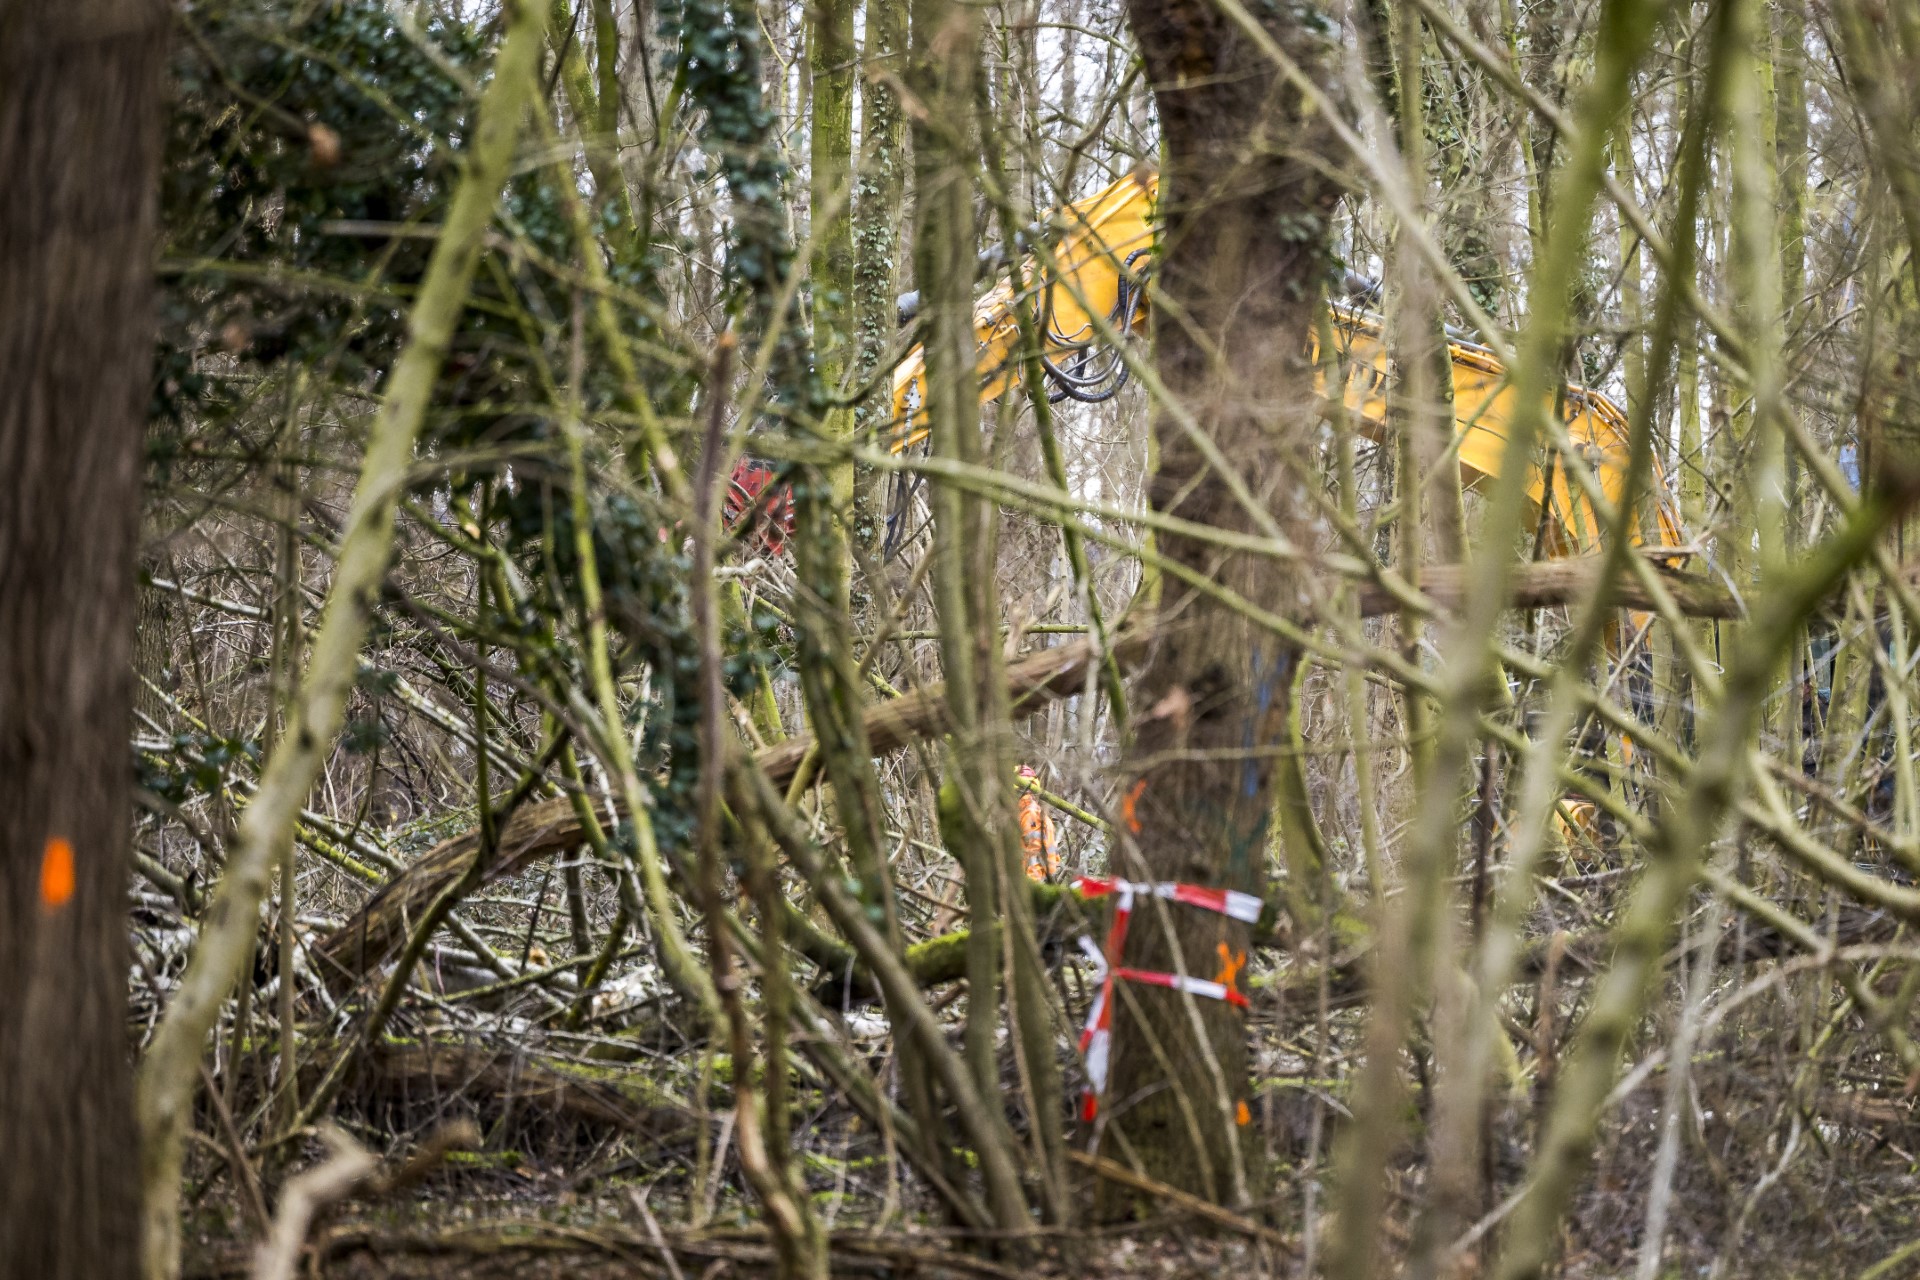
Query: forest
5,0,1920,1274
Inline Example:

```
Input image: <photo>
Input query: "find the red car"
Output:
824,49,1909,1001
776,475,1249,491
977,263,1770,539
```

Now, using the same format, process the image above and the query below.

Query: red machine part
724,458,795,554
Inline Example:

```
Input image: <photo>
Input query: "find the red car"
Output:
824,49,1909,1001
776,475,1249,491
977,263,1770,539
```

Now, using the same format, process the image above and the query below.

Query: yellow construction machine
885,168,1685,556
868,168,1688,856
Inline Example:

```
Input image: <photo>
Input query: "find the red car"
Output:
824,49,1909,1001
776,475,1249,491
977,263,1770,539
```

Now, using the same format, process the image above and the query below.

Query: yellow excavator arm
887,169,1684,555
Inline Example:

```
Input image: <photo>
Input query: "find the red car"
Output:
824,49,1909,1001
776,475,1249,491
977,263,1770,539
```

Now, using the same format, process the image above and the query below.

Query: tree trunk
910,0,993,1115
909,0,1050,1228
0,0,169,1274
809,0,856,509
1097,0,1343,1208
850,0,908,565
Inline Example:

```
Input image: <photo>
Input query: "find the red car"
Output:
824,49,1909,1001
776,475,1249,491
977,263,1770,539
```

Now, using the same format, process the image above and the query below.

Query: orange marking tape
1235,1100,1252,1127
39,836,75,912
1213,943,1247,997
1121,779,1147,834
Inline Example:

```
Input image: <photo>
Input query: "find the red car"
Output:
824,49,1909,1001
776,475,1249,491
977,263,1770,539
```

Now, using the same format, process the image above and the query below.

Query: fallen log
1380,554,1743,620
355,1039,692,1142
319,557,1745,990
806,879,1296,1005
319,633,1139,988
318,797,597,989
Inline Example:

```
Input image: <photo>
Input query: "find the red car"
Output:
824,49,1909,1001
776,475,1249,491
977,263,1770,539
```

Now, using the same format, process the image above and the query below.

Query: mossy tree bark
0,1,169,1274
850,0,908,562
910,0,1057,1227
809,0,857,510
551,0,639,260
675,0,964,1220
1096,0,1343,1209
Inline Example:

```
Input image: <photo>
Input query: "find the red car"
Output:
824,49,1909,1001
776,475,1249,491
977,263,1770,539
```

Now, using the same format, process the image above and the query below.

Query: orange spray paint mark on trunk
1121,779,1147,834
40,836,76,912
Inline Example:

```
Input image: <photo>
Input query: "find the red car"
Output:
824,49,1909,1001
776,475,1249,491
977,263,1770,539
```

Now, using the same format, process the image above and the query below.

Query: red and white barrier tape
1074,875,1263,925
1072,876,1259,1122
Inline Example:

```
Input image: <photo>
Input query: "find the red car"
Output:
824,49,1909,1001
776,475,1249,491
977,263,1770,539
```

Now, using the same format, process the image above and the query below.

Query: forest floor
176,1154,1920,1280
186,1200,1291,1278
170,1016,1920,1279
